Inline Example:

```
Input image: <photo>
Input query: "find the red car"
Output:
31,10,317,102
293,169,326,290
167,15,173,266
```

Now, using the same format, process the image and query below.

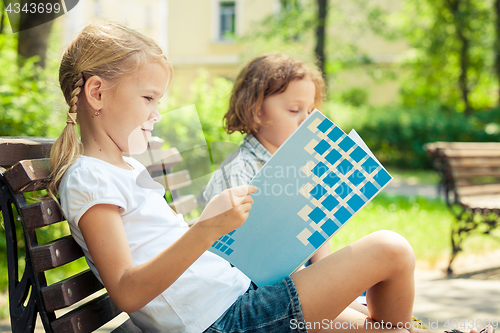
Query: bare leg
292,230,416,333
349,301,370,316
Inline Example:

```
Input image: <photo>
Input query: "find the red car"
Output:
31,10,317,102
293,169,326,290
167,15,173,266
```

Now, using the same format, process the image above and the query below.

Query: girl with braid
47,21,494,333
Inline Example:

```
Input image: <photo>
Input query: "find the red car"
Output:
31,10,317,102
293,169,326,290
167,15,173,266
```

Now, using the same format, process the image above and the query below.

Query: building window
219,1,235,41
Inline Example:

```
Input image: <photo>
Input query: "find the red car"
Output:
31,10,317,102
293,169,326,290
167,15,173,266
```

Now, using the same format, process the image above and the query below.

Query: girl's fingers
239,202,253,212
239,194,254,205
227,188,235,207
229,185,257,197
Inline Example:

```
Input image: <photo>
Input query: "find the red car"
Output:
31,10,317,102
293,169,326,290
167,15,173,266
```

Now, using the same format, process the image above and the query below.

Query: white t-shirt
59,155,251,333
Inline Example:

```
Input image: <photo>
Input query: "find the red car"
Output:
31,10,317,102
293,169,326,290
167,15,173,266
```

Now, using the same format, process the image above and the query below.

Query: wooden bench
424,142,500,274
0,136,197,332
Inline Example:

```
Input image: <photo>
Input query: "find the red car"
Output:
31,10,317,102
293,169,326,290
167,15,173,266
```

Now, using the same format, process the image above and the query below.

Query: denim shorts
204,276,307,333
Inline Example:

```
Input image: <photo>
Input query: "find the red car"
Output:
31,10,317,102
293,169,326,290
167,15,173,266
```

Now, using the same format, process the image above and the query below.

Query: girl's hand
196,185,257,241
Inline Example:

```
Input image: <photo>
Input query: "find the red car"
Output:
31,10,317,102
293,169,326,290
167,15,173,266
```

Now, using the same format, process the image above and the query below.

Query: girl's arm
79,185,256,313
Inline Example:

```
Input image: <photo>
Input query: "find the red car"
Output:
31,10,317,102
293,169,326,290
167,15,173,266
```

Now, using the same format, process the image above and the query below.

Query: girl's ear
84,75,104,112
256,107,264,119
254,108,263,132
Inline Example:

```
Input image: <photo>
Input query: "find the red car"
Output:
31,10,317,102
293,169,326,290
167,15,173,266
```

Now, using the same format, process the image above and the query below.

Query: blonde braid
66,72,84,125
46,72,85,208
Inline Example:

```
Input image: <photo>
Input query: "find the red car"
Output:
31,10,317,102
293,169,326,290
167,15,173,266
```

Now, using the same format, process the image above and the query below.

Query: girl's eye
144,96,153,102
289,110,299,113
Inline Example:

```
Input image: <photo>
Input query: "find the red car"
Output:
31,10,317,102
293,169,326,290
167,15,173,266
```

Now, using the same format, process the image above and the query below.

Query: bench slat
425,142,500,150
0,137,54,168
169,194,197,215
450,170,500,180
461,194,500,210
51,293,122,333
448,158,500,168
442,149,500,158
4,158,51,193
21,199,65,231
153,170,192,191
30,235,84,272
41,269,104,312
457,183,500,197
126,147,183,169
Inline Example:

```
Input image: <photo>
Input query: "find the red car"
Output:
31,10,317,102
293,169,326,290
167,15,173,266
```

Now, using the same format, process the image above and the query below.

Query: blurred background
1,0,500,320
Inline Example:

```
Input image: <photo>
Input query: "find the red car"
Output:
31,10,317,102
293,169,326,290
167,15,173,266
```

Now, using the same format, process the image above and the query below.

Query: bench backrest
424,142,500,209
0,137,197,332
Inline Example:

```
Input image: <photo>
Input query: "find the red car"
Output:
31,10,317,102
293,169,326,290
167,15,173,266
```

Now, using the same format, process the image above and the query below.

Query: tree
17,0,58,68
399,0,495,115
496,0,500,105
314,0,328,81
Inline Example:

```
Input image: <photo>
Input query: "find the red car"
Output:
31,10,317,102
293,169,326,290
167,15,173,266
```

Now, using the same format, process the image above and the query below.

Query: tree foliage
399,0,496,114
0,32,62,136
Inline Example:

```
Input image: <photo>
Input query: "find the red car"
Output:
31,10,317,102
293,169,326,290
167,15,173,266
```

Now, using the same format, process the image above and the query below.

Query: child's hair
224,54,325,135
46,20,172,204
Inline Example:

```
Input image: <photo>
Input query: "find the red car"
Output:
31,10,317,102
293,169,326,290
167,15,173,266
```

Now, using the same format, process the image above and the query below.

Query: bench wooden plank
426,142,500,150
4,158,51,193
126,147,183,169
21,199,65,231
448,158,500,168
0,137,55,168
442,149,500,158
461,194,500,210
169,194,197,215
41,269,104,312
30,235,84,272
457,183,500,197
450,170,500,179
153,169,192,191
50,293,122,333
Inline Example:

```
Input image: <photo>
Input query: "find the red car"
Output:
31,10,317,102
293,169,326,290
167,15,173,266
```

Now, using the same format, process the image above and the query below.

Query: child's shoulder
62,155,143,187
238,134,271,168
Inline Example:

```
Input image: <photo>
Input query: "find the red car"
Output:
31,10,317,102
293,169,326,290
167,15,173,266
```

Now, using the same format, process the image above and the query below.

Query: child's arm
79,185,256,313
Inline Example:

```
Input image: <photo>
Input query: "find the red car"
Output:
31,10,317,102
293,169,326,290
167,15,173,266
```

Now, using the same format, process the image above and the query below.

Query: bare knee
368,230,415,273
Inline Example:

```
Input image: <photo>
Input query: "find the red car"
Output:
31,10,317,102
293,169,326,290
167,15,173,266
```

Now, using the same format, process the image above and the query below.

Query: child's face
102,62,169,154
256,78,316,154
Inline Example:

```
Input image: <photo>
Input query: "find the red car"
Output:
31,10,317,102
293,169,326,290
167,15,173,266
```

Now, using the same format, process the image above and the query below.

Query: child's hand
196,185,257,240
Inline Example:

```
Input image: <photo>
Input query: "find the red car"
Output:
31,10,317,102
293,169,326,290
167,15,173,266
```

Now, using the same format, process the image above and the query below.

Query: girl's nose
298,111,308,124
151,110,162,123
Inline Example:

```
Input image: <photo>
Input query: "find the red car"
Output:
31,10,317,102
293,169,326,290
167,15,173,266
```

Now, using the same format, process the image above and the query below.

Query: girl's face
102,62,168,154
255,78,316,154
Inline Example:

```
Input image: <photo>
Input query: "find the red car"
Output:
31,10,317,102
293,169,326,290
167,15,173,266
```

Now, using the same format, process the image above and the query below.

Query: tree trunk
315,0,327,83
457,28,471,116
17,0,57,68
445,0,471,116
0,0,6,34
496,0,500,106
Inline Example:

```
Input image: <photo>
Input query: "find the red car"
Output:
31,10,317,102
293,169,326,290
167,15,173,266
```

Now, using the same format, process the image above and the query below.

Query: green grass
328,193,500,268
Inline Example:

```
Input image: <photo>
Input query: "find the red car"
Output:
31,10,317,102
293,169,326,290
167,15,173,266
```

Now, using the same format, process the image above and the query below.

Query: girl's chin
126,144,148,155
126,134,149,155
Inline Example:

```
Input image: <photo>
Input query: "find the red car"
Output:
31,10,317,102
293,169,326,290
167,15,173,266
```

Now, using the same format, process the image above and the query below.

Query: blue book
208,109,392,286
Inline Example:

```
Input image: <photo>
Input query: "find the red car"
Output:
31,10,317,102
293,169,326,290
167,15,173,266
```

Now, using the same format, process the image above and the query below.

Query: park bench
424,142,500,274
0,136,197,333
